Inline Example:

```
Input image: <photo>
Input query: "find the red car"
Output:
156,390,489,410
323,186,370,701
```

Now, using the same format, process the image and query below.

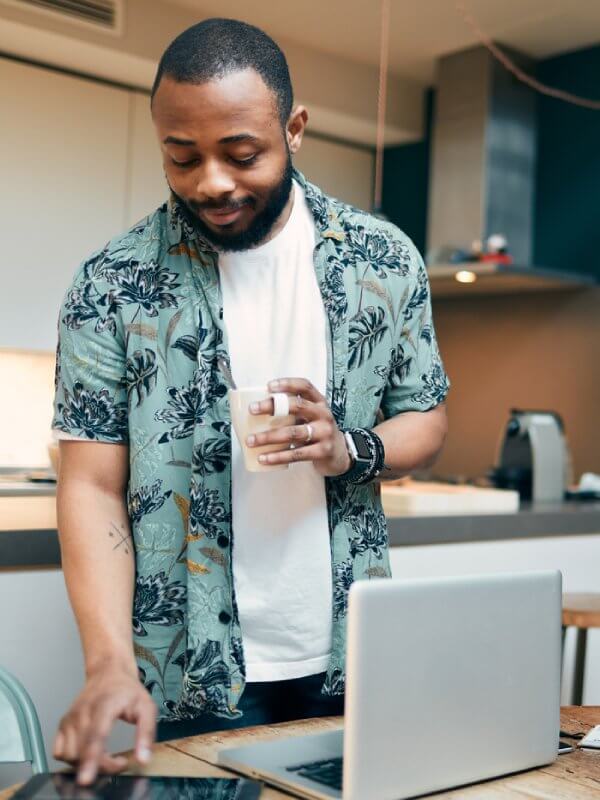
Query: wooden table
2,707,599,799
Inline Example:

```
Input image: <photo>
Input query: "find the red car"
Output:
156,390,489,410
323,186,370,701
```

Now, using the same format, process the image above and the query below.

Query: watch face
353,433,372,460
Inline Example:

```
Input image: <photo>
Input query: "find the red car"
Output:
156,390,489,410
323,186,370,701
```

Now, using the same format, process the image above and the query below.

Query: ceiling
167,0,600,83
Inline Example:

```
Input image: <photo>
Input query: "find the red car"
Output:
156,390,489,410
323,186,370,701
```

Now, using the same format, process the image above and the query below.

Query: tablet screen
14,774,262,800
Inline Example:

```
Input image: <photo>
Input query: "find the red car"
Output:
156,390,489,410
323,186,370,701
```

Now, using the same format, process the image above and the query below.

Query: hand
247,377,351,477
53,660,157,785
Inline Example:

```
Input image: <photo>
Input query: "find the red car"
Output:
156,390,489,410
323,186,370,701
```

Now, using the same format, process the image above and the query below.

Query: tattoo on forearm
108,521,133,555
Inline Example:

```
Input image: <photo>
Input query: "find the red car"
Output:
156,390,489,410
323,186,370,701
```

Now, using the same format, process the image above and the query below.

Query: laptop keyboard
287,756,343,790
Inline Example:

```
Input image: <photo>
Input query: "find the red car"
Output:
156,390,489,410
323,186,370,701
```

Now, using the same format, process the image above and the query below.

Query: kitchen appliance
491,410,571,503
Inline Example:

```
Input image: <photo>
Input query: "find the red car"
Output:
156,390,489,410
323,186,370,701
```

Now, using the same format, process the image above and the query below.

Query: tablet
13,774,262,799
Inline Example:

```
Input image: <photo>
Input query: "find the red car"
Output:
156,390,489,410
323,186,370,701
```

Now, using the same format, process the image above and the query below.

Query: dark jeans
156,672,344,742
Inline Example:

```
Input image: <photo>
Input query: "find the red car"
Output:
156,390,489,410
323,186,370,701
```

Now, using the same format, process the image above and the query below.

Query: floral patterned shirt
52,169,449,721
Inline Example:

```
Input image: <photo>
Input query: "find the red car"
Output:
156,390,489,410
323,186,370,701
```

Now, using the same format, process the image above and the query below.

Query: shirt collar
165,167,346,250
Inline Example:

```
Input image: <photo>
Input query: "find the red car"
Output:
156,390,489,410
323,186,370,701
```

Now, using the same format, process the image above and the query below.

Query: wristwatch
341,428,385,484
344,429,372,468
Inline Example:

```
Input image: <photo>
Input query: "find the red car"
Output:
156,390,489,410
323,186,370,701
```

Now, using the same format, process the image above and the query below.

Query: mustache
187,197,255,213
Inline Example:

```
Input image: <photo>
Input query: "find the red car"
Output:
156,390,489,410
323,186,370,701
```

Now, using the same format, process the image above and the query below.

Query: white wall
390,535,600,706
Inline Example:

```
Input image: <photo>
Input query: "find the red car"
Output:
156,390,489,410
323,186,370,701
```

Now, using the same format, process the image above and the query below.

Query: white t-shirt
218,181,332,682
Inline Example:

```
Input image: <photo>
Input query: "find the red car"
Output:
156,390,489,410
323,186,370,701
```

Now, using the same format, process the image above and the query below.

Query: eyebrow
162,133,261,146
163,135,195,146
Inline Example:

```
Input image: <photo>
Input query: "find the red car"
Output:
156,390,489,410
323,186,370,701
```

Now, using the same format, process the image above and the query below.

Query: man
52,18,449,785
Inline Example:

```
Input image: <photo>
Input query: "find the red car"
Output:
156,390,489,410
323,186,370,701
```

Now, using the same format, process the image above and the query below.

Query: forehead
152,69,281,140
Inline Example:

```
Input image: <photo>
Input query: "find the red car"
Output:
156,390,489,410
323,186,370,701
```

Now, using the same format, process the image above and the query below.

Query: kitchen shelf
427,262,598,298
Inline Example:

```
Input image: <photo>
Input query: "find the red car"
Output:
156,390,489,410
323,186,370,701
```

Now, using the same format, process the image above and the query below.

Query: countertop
387,500,600,546
2,491,600,568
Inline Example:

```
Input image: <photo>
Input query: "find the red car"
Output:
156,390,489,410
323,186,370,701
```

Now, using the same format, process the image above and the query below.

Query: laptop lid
343,570,562,800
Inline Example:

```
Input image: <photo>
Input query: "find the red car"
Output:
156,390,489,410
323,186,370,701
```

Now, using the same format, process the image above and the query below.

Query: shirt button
217,535,230,549
219,611,232,625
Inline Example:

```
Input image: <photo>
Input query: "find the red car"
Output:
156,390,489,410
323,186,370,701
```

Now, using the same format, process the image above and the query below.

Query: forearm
57,477,136,677
373,403,447,481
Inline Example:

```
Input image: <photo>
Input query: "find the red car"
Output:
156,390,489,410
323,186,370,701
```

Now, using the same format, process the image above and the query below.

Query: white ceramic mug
229,387,295,472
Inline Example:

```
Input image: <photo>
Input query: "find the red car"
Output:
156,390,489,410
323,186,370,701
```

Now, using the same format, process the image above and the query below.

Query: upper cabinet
294,136,373,212
0,57,130,351
127,89,375,220
0,59,375,352
127,91,168,225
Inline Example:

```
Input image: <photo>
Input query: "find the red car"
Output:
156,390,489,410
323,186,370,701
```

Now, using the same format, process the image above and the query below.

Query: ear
286,106,308,155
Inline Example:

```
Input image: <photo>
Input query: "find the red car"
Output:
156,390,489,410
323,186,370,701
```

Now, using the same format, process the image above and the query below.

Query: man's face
152,69,298,251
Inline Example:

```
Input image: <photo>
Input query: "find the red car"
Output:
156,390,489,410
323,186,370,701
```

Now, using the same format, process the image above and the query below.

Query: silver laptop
218,570,562,800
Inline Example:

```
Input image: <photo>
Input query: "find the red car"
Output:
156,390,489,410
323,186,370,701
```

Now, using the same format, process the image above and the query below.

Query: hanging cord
373,0,391,213
456,0,600,111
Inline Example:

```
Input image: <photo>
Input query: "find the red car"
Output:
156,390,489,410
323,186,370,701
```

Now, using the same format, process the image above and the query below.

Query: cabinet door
294,135,374,211
0,57,129,351
126,95,375,223
127,91,168,225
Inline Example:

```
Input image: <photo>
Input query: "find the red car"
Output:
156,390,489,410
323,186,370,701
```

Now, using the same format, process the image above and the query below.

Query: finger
99,753,129,774
250,395,324,420
248,421,326,449
133,698,157,765
53,730,65,760
258,442,328,466
268,378,324,403
62,723,81,764
77,703,121,785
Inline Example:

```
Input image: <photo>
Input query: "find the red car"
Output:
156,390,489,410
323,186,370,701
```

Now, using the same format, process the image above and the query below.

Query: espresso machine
491,409,572,503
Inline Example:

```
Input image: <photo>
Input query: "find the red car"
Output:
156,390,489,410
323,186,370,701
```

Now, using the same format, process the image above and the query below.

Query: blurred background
0,0,598,787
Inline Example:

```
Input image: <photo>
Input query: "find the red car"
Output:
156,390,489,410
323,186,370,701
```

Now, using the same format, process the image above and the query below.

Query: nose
195,159,236,200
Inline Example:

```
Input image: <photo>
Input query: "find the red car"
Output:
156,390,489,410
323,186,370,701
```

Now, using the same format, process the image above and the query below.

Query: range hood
426,46,596,297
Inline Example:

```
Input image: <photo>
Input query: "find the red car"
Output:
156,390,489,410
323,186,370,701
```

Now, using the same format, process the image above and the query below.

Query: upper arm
52,258,129,446
58,440,129,497
52,259,130,495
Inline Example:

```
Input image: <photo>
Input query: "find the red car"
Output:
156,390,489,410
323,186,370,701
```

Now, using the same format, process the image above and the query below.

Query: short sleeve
52,267,129,443
380,243,449,418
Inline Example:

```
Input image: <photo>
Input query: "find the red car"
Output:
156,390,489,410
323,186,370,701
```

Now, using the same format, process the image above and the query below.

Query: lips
201,207,246,226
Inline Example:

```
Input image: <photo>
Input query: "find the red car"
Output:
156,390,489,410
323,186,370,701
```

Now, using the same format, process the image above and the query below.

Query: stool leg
561,625,567,684
572,628,588,706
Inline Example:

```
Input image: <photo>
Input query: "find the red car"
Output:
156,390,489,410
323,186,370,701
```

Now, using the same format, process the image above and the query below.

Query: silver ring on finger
289,442,296,450
305,423,313,443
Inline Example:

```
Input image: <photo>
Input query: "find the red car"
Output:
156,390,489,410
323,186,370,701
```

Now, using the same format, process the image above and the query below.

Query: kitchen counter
2,491,600,568
387,500,600,546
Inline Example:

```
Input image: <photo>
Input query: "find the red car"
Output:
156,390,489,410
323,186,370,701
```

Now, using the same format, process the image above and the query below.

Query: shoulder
67,203,171,291
330,194,424,284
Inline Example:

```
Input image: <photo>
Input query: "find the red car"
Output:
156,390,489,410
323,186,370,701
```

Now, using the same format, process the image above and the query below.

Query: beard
170,155,293,252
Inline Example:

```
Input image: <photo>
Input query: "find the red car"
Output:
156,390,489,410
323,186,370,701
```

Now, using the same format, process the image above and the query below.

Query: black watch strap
339,428,386,485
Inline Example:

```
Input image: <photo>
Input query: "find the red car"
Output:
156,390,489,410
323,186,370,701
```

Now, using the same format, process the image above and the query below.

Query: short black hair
151,18,293,126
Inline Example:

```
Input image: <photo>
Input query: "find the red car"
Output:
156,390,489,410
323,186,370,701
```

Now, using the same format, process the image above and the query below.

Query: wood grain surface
2,707,599,799
563,595,600,628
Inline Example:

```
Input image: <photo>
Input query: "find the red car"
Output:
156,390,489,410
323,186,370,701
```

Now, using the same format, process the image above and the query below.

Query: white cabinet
0,59,374,354
126,89,375,220
390,534,600,704
0,57,130,351
0,569,134,791
294,134,374,211
127,91,168,225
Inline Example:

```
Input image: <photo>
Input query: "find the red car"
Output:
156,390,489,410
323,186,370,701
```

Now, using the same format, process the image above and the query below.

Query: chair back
0,666,48,773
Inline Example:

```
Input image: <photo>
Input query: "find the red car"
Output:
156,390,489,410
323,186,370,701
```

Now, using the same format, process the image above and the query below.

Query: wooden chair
562,593,600,705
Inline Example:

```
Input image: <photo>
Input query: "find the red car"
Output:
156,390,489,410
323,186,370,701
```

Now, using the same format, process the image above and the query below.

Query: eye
171,157,200,168
231,154,258,167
